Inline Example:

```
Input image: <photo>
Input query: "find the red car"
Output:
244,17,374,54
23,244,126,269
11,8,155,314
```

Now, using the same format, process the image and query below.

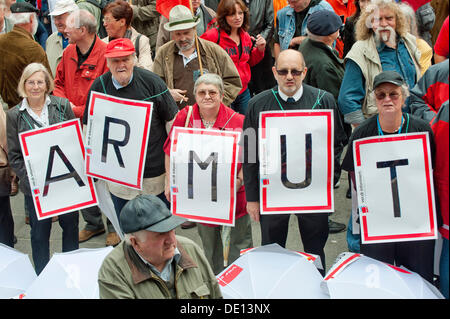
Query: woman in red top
201,0,266,115
164,73,252,275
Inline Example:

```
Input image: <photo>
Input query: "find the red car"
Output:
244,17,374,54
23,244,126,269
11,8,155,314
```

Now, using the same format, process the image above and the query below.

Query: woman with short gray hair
163,73,253,275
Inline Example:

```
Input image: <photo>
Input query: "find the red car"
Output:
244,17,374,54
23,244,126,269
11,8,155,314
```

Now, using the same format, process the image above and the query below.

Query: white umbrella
0,244,37,299
23,247,113,299
322,252,445,299
216,244,329,299
95,180,124,239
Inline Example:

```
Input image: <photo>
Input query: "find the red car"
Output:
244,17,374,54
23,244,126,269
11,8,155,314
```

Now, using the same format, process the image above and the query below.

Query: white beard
375,26,397,48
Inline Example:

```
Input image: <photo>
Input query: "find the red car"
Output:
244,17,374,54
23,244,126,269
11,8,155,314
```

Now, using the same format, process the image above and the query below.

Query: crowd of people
0,0,448,299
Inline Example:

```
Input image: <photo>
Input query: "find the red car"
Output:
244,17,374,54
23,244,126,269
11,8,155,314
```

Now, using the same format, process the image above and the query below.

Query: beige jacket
102,28,153,71
46,32,64,77
152,38,242,107
346,33,421,118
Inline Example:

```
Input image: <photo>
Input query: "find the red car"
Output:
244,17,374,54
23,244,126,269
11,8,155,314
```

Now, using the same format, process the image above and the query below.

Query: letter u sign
259,110,334,215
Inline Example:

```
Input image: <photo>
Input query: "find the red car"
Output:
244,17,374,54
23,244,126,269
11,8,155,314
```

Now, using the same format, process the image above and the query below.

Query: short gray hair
124,230,147,245
193,73,224,96
371,83,410,102
398,2,419,36
67,9,97,34
17,63,54,98
10,12,36,25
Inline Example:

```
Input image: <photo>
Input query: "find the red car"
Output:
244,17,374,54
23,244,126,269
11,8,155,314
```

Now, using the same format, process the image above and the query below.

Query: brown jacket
0,26,51,108
152,37,242,107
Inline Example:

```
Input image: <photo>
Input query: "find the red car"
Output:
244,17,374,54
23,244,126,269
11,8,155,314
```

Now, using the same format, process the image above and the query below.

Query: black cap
10,2,40,13
373,71,405,89
119,194,187,234
307,10,342,36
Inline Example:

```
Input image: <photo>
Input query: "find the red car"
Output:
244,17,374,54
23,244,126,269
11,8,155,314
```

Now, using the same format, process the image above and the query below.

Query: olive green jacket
98,236,223,299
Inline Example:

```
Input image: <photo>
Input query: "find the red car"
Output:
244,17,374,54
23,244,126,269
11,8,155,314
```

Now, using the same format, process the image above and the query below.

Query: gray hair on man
193,73,225,96
67,9,97,34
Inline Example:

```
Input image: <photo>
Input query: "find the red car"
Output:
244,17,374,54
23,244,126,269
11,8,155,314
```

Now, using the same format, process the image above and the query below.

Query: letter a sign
169,127,240,226
259,110,334,214
353,133,438,244
19,120,98,220
85,92,153,189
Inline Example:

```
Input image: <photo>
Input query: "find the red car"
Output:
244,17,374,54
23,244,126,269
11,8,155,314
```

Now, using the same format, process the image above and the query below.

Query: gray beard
374,26,397,48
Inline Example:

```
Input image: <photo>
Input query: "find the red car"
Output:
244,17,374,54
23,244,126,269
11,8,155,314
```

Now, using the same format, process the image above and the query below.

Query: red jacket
53,36,109,119
164,103,247,227
409,60,449,239
201,28,264,94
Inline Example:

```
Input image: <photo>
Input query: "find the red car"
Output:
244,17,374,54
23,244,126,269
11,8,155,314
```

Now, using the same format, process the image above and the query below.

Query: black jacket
6,95,75,195
243,84,347,202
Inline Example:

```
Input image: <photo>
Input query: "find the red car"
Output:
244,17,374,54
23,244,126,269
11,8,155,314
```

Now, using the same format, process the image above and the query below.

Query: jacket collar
11,25,34,40
307,38,343,63
190,102,237,131
124,240,198,285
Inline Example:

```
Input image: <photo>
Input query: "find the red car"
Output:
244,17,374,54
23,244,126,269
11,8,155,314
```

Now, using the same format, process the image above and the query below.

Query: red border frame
354,133,436,242
85,92,152,189
170,127,239,225
260,111,333,212
20,119,97,219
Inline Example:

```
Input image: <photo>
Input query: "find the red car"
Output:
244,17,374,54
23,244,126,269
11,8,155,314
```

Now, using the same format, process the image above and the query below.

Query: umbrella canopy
216,244,329,299
23,247,113,299
322,252,445,299
0,244,37,299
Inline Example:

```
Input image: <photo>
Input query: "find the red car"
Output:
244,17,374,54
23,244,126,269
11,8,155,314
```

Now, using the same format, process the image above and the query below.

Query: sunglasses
276,69,304,77
375,91,401,101
196,89,219,98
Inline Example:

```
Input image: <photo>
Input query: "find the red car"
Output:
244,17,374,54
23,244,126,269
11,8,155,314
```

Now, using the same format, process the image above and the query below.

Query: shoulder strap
184,105,193,127
135,34,141,59
215,27,221,44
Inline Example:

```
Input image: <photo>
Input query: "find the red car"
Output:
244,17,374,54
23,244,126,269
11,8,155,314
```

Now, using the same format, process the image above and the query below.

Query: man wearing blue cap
299,9,348,234
98,194,222,299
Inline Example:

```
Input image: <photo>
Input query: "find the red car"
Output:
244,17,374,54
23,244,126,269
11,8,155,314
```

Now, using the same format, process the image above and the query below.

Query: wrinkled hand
246,201,260,222
170,89,188,103
289,36,306,48
252,34,266,52
164,182,171,203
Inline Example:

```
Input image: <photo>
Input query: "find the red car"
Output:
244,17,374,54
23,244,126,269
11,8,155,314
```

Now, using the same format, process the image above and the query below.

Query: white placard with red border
19,119,98,220
259,110,334,214
85,92,153,190
353,132,437,244
169,127,240,226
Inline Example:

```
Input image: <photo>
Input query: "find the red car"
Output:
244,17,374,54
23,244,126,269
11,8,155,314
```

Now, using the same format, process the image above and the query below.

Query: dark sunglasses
276,69,304,77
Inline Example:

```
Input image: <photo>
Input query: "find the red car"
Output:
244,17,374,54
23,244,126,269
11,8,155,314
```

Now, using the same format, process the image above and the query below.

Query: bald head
275,49,306,69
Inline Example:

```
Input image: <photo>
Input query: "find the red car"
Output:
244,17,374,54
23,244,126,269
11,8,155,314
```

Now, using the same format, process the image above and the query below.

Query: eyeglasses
103,17,118,23
276,69,304,77
196,90,219,98
375,91,401,101
25,80,46,87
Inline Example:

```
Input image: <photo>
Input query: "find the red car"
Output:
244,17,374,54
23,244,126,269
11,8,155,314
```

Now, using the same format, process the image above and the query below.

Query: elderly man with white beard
337,0,421,128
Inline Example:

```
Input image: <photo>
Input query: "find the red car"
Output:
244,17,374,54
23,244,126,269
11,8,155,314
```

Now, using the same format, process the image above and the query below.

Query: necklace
201,118,215,129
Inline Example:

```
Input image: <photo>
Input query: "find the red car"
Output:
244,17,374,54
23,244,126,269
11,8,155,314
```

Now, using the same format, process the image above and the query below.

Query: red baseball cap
105,38,136,58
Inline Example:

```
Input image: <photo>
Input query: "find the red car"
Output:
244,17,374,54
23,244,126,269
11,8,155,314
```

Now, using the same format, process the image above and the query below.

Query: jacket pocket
178,283,211,299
